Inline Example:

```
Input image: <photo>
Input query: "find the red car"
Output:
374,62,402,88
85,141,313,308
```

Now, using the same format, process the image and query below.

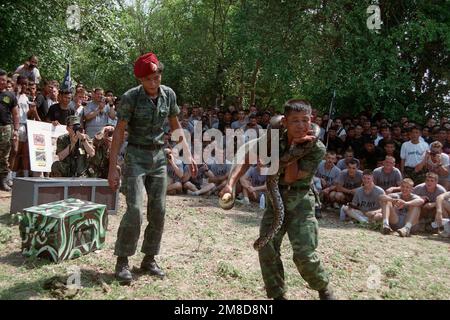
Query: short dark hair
363,169,373,176
284,99,312,117
328,125,338,132
363,137,374,145
0,69,6,77
408,125,422,132
348,159,358,166
383,139,395,146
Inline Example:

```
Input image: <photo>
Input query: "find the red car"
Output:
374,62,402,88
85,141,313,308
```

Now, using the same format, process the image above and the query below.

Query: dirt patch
0,190,448,300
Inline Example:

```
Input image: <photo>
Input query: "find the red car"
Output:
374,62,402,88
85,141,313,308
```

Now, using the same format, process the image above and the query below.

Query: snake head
219,193,235,210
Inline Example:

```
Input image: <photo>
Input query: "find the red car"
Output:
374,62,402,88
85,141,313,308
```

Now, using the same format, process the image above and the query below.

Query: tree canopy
1,0,449,121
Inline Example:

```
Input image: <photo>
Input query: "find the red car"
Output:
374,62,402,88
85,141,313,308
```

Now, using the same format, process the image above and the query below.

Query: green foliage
2,0,448,120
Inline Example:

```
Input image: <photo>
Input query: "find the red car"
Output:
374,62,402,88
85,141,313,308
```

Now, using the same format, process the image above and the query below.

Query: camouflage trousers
114,146,168,257
0,125,12,176
258,189,329,298
51,160,88,177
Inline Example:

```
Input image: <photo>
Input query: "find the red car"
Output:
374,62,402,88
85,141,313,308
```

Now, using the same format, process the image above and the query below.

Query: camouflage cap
66,115,81,126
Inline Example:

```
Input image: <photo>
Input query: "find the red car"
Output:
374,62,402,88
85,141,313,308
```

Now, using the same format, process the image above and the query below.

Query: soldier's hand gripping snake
219,118,320,251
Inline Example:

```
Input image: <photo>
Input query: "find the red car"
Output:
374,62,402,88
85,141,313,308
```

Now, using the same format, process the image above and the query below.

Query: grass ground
0,191,449,300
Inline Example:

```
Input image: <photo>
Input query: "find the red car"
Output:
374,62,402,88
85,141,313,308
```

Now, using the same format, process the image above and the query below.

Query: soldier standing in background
0,69,20,191
108,53,197,284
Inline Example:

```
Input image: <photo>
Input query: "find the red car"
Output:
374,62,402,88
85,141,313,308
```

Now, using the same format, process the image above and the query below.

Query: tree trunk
249,59,261,107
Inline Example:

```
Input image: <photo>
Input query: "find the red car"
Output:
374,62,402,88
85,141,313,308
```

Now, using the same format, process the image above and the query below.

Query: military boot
319,286,336,300
115,257,132,285
140,255,165,279
0,176,11,192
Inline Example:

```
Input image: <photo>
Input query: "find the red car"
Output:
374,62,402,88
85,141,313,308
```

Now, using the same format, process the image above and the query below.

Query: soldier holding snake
219,99,335,300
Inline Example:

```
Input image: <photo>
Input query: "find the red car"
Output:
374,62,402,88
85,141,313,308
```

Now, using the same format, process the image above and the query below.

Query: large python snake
219,118,320,251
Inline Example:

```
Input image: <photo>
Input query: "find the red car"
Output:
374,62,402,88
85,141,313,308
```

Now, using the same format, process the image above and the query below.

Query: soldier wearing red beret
108,53,198,284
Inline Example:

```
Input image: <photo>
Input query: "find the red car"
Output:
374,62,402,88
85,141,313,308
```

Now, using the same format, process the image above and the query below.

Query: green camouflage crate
19,198,107,263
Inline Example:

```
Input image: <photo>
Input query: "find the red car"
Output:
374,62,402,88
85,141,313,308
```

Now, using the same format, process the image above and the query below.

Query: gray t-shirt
412,183,446,202
84,101,112,138
373,167,402,190
336,158,360,170
315,160,341,186
351,186,385,212
336,169,363,190
208,161,231,177
245,166,267,187
167,158,184,182
231,120,247,130
389,192,421,216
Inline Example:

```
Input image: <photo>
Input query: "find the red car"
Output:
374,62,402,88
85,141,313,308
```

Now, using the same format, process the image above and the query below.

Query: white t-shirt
374,134,384,146
15,65,41,84
400,140,429,167
17,93,30,142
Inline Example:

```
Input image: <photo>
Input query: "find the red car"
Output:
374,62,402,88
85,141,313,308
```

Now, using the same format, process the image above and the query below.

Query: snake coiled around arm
219,119,320,251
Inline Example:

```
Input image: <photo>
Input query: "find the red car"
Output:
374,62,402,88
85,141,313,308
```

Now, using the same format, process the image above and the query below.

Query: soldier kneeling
51,116,95,177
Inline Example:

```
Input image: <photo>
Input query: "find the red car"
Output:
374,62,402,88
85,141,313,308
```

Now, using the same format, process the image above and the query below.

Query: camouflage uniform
51,133,93,177
114,85,179,257
258,129,329,298
87,132,111,178
0,92,17,178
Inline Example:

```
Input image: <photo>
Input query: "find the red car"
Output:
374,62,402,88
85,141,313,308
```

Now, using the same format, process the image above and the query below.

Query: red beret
134,52,159,78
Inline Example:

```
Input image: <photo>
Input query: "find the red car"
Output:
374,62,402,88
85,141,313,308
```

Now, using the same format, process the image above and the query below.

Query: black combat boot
318,286,336,300
140,255,165,279
0,176,11,192
315,206,322,219
115,256,132,284
273,294,288,300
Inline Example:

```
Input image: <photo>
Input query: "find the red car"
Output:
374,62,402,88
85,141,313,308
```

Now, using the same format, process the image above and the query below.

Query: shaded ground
0,190,449,300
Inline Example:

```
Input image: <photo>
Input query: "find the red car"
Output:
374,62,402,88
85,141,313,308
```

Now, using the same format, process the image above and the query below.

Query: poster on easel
27,120,68,172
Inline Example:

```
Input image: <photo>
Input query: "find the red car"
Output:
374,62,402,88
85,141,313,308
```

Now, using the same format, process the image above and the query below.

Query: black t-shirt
360,146,385,170
0,91,18,125
46,103,75,125
345,136,365,158
326,136,345,154
35,94,49,121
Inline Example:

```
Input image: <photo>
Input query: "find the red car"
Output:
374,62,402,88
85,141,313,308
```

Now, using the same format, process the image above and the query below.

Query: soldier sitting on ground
379,178,425,237
341,170,385,223
166,147,184,195
435,191,450,227
238,159,267,205
51,115,95,177
334,160,363,208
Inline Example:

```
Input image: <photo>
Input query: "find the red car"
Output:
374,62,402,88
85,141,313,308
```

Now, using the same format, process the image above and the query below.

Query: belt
127,143,161,151
279,184,310,192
